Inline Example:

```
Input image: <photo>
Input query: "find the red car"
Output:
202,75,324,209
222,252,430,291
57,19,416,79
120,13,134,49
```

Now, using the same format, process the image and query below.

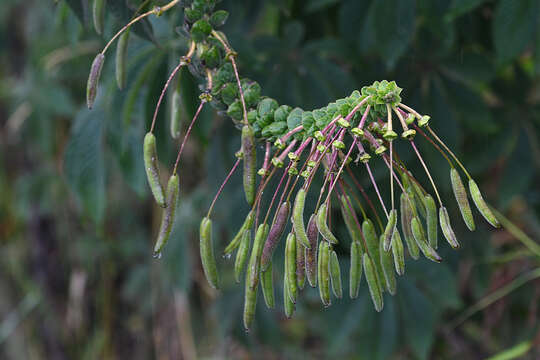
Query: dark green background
1,0,539,359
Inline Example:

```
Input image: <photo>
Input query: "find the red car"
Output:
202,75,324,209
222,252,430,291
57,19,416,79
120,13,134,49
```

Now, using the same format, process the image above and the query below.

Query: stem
409,141,442,205
345,167,385,232
325,138,357,204
413,124,454,168
426,125,472,179
172,101,205,174
206,158,241,217
398,102,421,119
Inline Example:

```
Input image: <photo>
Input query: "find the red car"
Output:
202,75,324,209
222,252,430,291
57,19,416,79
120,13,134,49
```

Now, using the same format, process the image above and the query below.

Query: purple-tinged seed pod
242,125,256,205
260,201,290,271
87,53,105,109
305,214,318,287
296,234,306,289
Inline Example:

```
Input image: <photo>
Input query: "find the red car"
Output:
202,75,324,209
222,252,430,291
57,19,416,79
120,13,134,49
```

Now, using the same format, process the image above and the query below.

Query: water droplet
153,251,162,259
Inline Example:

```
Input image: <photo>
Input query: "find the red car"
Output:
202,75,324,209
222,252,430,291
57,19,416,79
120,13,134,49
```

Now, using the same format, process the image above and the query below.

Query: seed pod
339,195,364,252
285,232,297,303
425,194,438,249
143,132,166,208
115,29,129,90
363,254,383,312
400,193,420,259
260,201,290,271
92,0,105,35
391,230,405,276
224,210,254,254
305,214,318,287
382,209,397,251
450,168,475,231
379,236,396,295
243,283,257,330
171,86,182,139
296,234,306,289
411,216,442,263
439,206,460,249
242,125,256,206
292,188,311,248
261,262,275,309
362,219,384,289
469,179,500,228
283,270,295,318
329,249,342,298
87,53,105,109
411,180,427,218
318,241,331,306
349,241,363,299
199,216,220,289
153,174,179,255
234,229,251,283
247,223,269,290
316,203,339,244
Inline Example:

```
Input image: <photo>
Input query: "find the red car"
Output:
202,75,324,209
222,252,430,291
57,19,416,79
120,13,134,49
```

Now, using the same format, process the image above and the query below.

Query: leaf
64,106,106,225
65,0,90,25
493,0,539,64
444,0,488,21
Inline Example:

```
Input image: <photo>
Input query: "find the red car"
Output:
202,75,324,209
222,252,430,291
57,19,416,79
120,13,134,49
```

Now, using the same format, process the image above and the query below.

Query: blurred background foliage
1,0,540,359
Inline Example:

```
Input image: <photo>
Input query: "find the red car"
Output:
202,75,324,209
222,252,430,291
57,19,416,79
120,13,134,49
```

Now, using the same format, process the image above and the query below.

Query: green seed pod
234,229,251,283
261,262,275,309
285,232,297,303
305,214,318,287
115,29,129,90
339,195,364,252
411,217,442,263
349,241,363,299
292,188,311,248
260,201,290,271
318,241,331,306
153,174,179,255
243,283,257,330
391,230,405,276
242,125,256,206
247,223,269,290
199,216,220,289
400,193,420,259
296,234,306,289
425,194,438,249
283,270,295,318
379,236,396,295
171,86,182,139
362,219,384,288
316,203,339,244
92,0,105,35
450,168,475,231
410,180,427,218
143,132,166,208
329,249,343,299
224,210,254,254
382,209,397,252
469,179,500,228
439,206,460,249
363,254,383,312
87,53,105,109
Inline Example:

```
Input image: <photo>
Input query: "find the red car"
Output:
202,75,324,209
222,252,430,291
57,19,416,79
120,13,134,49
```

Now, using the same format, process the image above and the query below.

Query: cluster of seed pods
85,0,500,330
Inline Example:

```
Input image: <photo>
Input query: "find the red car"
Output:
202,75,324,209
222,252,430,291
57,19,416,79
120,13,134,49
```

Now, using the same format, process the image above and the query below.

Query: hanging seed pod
170,70,183,139
439,207,460,249
247,223,269,290
382,209,397,251
261,262,275,309
363,254,383,312
87,53,105,109
199,216,220,289
379,236,396,295
339,195,364,251
305,214,319,287
410,180,427,218
260,201,290,271
153,174,179,255
292,188,311,248
349,241,363,299
242,125,256,205
283,270,295,318
316,203,339,244
92,0,105,35
285,232,297,303
400,193,420,259
450,168,475,231
391,229,405,275
329,249,343,298
425,194,438,249
143,132,166,208
115,29,129,90
411,217,442,263
234,229,251,283
224,210,254,254
469,179,500,228
296,234,306,289
362,219,384,288
318,241,331,306
243,282,257,330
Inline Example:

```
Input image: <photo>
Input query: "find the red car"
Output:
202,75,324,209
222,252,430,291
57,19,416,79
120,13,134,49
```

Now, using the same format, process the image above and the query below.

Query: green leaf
64,106,106,225
493,0,539,64
64,0,89,25
444,0,487,21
